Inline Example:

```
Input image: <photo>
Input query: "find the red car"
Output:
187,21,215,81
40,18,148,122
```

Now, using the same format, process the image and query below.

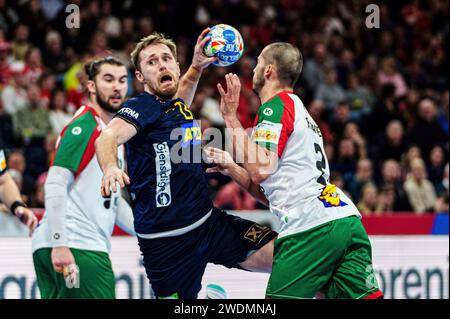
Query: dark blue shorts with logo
137,207,277,299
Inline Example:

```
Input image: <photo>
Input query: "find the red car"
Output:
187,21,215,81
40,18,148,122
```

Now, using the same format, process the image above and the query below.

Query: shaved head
262,42,303,87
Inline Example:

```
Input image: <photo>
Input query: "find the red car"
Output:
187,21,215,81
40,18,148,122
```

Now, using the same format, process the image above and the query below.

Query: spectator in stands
406,54,429,90
1,67,28,115
302,42,332,93
336,49,355,89
364,84,405,144
37,72,56,109
409,98,447,159
402,144,422,173
427,145,447,193
65,59,89,109
42,30,67,75
7,149,35,200
30,171,46,209
10,24,31,62
376,184,396,213
330,101,351,139
89,31,110,57
359,55,379,92
348,158,374,203
404,158,437,213
214,181,258,211
378,56,408,98
346,72,375,120
373,120,408,163
379,159,413,212
0,39,13,86
324,143,335,165
0,0,19,36
19,0,48,45
48,88,72,134
315,66,346,114
13,83,51,145
357,183,378,215
22,47,44,84
342,122,367,159
334,138,358,184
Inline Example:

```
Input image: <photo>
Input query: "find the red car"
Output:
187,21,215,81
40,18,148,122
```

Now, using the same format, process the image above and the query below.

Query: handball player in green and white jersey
206,43,383,299
31,57,135,299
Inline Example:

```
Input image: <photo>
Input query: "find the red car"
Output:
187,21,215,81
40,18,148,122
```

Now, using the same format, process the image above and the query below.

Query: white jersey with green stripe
32,105,125,253
252,91,361,238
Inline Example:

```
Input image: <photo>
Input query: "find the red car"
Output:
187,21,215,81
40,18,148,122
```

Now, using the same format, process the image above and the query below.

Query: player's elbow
250,162,277,184
250,151,278,184
250,172,269,185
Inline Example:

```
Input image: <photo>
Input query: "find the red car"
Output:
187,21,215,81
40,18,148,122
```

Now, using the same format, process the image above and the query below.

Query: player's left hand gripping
101,166,130,197
217,73,241,118
192,27,218,70
14,207,38,236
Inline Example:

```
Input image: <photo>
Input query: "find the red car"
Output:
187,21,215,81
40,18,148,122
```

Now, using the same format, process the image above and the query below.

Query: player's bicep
252,120,284,156
253,102,294,158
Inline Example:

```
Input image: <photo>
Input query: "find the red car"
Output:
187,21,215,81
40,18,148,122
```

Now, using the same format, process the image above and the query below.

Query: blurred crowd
0,0,448,215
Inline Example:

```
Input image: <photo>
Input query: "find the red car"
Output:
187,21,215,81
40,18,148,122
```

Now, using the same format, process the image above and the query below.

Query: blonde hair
130,32,177,71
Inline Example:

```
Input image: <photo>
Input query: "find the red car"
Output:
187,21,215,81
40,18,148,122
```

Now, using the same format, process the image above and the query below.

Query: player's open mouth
160,74,173,85
110,95,122,103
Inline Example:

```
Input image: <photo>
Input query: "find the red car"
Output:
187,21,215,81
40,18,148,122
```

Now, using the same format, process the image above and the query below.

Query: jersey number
314,143,327,186
174,101,193,120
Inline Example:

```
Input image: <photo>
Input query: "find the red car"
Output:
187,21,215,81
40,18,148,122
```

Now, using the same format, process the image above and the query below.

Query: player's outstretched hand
217,73,241,118
101,165,130,197
204,147,235,176
14,206,38,236
192,27,218,71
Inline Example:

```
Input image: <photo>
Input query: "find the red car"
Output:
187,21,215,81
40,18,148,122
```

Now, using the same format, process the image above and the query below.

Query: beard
148,81,179,100
97,91,122,113
252,69,265,95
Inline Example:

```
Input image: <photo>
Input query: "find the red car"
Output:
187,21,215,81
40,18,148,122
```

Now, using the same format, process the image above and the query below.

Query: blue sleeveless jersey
114,92,213,234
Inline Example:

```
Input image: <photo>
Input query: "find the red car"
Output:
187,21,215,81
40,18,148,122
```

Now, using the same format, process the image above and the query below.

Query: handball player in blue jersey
95,29,277,299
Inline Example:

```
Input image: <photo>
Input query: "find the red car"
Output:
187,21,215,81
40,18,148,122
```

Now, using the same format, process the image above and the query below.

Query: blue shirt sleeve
114,93,163,131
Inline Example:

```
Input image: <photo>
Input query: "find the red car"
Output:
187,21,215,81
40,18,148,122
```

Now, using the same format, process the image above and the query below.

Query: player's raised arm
175,28,218,106
218,74,279,184
95,117,136,197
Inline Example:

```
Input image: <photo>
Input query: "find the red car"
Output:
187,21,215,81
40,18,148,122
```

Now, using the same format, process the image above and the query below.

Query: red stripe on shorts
364,290,384,299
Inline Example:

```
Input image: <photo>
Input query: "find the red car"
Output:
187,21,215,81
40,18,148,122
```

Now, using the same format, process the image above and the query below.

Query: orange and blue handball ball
203,24,244,67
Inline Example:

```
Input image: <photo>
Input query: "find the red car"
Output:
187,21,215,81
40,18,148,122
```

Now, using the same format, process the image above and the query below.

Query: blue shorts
137,208,277,299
